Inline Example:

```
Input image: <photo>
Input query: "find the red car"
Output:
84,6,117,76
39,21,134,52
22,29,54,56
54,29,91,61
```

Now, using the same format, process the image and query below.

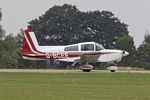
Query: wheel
81,64,93,72
82,69,91,72
106,66,118,72
110,70,115,72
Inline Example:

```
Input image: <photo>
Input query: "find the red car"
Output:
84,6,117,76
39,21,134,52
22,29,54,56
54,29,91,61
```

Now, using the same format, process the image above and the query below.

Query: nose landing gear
106,63,118,72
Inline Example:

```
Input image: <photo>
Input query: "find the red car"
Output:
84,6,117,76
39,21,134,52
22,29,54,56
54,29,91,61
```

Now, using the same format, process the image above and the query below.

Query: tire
110,70,115,72
82,69,91,72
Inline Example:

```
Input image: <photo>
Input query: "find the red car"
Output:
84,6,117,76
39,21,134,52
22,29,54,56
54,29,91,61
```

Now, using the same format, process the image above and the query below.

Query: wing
57,52,101,63
78,52,101,62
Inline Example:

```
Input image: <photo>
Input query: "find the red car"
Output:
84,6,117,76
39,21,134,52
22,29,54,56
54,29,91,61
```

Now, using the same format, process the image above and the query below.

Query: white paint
24,30,129,63
98,49,123,62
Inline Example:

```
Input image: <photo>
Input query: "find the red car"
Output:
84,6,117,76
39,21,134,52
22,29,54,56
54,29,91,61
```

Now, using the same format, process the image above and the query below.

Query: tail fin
22,30,40,56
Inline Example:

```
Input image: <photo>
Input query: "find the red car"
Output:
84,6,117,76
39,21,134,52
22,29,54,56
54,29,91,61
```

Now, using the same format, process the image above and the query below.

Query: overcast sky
0,0,150,47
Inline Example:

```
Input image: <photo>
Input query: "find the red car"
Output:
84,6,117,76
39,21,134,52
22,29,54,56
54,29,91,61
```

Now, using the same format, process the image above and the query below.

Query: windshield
95,43,105,51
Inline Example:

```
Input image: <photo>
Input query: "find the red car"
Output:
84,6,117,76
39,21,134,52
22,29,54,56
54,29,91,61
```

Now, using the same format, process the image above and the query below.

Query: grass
0,72,150,100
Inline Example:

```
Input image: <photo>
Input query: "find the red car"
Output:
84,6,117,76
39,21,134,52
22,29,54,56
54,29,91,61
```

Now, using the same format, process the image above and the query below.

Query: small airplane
22,30,129,72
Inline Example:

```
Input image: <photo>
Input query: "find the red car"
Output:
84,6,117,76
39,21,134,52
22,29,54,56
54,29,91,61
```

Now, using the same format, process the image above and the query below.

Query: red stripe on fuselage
24,52,102,60
24,51,116,60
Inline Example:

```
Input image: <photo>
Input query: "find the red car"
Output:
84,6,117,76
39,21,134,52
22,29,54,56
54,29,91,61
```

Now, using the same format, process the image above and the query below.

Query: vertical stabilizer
22,30,40,55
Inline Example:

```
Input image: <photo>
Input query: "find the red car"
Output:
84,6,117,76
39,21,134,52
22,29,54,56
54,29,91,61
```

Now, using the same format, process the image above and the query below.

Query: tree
136,34,150,69
0,10,23,68
27,4,129,68
28,4,129,49
16,29,24,50
143,31,150,44
0,35,19,68
115,35,136,67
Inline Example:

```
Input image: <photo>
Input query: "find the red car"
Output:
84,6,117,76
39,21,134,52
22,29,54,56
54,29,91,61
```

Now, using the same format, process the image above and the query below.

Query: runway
0,69,150,73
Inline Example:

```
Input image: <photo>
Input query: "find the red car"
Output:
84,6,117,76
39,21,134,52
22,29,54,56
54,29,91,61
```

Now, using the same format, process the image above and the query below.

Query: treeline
0,4,150,69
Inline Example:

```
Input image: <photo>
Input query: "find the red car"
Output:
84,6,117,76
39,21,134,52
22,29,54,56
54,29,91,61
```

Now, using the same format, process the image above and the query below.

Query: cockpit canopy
64,42,104,51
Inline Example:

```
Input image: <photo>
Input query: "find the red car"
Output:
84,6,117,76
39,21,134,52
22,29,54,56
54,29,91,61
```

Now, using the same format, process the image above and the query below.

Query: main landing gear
80,64,93,72
71,62,93,72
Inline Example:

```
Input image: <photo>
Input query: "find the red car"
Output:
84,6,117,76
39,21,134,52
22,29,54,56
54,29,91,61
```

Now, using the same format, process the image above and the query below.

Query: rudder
22,30,39,56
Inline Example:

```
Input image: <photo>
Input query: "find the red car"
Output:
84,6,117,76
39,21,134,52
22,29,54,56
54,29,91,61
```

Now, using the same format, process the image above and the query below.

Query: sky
0,0,150,47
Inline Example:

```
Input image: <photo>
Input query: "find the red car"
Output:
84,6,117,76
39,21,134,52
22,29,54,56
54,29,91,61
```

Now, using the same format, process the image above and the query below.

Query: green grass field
0,72,150,100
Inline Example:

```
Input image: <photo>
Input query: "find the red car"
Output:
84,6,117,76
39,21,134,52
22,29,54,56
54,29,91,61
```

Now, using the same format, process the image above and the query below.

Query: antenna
51,38,60,45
